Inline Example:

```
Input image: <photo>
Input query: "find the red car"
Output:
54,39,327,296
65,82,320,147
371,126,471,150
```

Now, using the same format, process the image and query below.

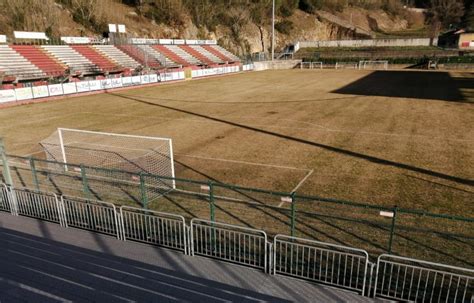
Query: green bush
298,0,323,13
278,0,299,17
275,20,294,34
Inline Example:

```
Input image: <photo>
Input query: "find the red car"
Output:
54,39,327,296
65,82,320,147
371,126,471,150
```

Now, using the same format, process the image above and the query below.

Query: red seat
71,45,122,72
179,45,213,65
10,45,66,76
153,45,188,66
201,45,232,62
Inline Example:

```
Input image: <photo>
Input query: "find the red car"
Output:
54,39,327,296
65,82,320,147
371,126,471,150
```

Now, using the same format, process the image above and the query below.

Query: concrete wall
253,60,301,71
295,38,437,52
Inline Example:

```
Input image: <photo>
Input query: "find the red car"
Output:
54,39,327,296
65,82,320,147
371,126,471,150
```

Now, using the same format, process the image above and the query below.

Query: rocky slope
0,0,425,56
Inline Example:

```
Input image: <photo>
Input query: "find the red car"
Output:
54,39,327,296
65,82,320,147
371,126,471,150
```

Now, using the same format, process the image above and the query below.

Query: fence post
207,181,217,252
209,181,215,222
139,172,148,209
29,157,40,191
291,192,296,237
0,138,13,186
80,164,91,199
387,206,398,253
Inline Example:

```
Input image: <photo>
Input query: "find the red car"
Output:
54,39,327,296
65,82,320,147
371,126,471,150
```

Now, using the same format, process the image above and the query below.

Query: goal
359,60,389,70
40,128,176,189
300,62,323,69
335,62,359,69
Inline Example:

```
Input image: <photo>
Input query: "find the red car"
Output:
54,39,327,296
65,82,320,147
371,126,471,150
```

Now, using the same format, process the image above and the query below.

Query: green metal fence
1,152,473,268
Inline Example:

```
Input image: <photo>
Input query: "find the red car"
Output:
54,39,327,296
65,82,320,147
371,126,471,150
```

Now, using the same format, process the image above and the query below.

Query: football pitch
1,69,472,214
1,68,473,265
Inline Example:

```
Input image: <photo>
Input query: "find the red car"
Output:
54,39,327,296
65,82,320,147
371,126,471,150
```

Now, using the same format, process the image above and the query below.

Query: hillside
0,0,427,56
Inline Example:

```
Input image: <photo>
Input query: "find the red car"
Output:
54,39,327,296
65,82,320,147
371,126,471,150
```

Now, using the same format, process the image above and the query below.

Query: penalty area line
278,169,314,208
175,153,311,171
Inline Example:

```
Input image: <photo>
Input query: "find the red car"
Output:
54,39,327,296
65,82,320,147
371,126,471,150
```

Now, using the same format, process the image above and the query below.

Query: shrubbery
275,20,294,34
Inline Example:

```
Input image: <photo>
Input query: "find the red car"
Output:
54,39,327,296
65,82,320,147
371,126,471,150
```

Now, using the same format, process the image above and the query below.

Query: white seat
165,45,201,65
210,45,240,62
41,45,99,74
0,45,44,79
93,45,140,69
190,45,223,64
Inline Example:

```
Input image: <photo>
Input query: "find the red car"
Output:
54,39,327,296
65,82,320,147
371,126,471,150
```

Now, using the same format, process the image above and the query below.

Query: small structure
458,30,474,49
438,29,474,49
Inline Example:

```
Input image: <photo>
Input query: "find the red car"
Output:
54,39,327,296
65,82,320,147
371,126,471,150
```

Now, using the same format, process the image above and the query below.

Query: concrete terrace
0,212,379,303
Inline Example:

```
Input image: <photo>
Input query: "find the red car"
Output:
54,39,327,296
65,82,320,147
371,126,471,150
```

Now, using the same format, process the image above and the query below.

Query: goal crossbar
42,128,176,191
300,62,323,69
335,62,359,69
58,128,173,142
358,60,389,70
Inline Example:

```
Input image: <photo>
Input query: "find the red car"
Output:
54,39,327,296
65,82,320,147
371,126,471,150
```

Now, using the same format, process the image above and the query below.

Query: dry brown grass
2,70,472,211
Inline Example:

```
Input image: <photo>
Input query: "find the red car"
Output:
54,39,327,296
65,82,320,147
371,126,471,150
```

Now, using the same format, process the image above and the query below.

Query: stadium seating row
0,43,240,82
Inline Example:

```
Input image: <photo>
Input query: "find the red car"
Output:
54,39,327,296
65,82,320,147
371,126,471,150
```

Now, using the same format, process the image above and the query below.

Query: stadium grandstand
0,33,241,89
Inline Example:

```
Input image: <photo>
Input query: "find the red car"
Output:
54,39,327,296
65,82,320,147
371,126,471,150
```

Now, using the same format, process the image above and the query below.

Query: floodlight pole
271,0,275,61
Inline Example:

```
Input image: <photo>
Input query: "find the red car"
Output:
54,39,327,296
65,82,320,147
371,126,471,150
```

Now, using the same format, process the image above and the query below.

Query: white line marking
277,169,314,207
175,153,311,171
291,169,314,193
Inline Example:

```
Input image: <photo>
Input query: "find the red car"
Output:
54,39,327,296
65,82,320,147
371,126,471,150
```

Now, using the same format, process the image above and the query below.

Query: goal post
41,128,176,190
300,62,323,69
335,62,359,69
358,60,389,70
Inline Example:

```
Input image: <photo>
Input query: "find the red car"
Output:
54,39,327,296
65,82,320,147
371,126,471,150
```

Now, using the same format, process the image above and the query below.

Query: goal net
300,62,323,69
40,128,176,193
335,62,359,69
359,60,389,70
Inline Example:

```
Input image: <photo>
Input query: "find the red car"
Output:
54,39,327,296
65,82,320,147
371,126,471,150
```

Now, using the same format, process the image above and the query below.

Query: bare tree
427,0,465,36
0,0,59,35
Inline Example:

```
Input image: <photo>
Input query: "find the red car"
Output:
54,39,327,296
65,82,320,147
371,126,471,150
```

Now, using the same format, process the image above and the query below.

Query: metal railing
273,235,370,295
62,196,120,238
12,187,62,225
2,153,474,269
190,218,268,272
0,182,473,301
120,206,188,254
0,183,11,213
374,254,474,302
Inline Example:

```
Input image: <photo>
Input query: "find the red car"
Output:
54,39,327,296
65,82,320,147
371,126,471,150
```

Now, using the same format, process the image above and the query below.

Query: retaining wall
295,38,438,52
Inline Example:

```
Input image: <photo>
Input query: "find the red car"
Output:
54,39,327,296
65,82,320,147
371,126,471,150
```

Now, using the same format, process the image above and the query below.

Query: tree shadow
332,70,474,103
108,92,474,187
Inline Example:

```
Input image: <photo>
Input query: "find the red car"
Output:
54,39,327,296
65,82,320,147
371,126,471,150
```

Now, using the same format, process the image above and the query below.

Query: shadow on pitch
167,158,390,251
131,95,358,105
332,70,474,103
106,92,473,266
109,92,473,187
